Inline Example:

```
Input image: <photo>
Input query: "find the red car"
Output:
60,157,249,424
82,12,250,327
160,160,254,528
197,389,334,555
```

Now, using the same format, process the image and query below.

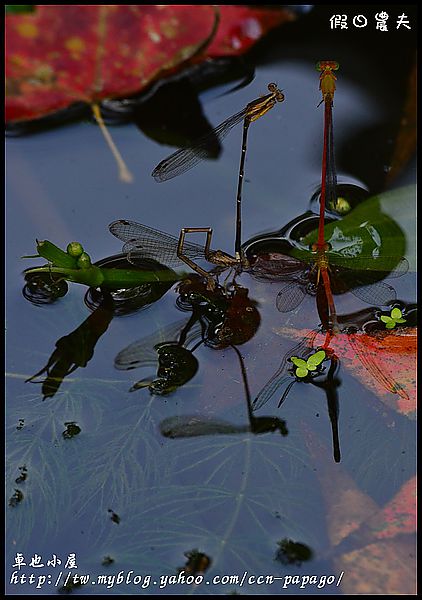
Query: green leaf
385,321,396,329
5,5,35,14
296,367,309,378
391,307,403,320
307,350,326,367
290,186,415,273
395,318,407,324
291,357,307,368
380,316,393,324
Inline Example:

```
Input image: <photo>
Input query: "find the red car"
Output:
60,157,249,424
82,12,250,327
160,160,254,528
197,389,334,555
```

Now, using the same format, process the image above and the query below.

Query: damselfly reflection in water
252,305,416,462
25,295,114,400
115,275,260,394
160,345,288,438
152,83,284,257
251,328,341,462
115,318,201,395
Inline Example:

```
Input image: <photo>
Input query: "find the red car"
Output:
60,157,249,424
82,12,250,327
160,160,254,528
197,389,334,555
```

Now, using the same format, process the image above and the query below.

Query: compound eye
316,60,339,72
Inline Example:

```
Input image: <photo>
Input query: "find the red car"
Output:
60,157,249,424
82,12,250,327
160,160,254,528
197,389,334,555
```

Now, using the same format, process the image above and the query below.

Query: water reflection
25,295,114,400
160,338,288,438
275,538,314,566
115,276,261,394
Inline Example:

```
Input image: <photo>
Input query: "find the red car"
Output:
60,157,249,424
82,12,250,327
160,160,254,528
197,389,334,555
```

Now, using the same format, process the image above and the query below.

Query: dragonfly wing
115,319,202,370
160,415,242,438
351,281,396,306
252,329,320,411
250,254,305,281
109,220,208,268
253,375,294,412
152,108,247,182
276,281,306,312
347,333,409,401
125,247,178,269
384,257,409,279
127,239,208,269
331,256,409,277
109,220,181,248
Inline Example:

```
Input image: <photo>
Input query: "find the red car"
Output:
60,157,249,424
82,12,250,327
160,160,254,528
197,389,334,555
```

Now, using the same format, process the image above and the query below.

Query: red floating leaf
206,6,295,57
303,424,379,546
304,427,416,594
361,476,416,541
275,326,417,419
5,5,294,124
334,477,417,594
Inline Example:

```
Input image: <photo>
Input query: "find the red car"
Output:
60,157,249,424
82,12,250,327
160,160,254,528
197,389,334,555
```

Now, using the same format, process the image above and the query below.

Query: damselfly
252,328,341,461
250,250,409,313
109,219,243,290
152,83,284,258
316,60,339,224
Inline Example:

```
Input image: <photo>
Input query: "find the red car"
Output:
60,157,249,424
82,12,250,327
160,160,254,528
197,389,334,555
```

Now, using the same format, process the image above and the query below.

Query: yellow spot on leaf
10,54,26,67
161,19,179,39
148,30,161,43
65,37,86,53
16,21,38,39
34,64,55,84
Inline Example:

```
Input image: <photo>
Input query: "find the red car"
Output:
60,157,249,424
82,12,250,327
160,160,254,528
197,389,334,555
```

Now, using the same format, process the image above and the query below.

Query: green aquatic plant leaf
307,349,326,368
391,307,406,322
291,186,415,273
290,357,307,368
24,238,184,290
380,308,407,329
290,350,326,378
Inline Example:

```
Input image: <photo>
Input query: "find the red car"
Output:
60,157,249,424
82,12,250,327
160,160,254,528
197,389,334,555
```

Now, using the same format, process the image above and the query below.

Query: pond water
6,6,416,595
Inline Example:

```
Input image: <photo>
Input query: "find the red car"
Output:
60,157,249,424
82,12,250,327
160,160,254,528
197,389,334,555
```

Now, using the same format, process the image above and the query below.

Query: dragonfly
152,82,284,259
310,61,340,327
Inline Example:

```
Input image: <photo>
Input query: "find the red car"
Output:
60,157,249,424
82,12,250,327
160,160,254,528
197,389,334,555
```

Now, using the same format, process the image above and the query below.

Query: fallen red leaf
274,326,417,419
303,423,379,547
345,476,416,544
5,5,294,123
304,426,416,594
206,6,295,57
